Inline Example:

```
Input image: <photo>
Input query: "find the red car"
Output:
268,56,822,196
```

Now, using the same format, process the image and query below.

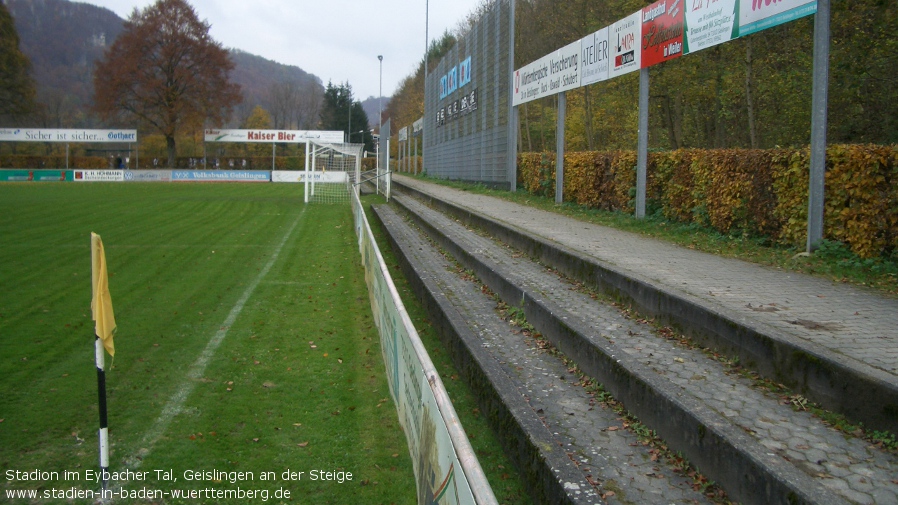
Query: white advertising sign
685,0,738,54
204,129,344,144
0,128,136,143
738,0,816,36
74,170,125,182
272,171,348,183
398,127,408,142
512,40,580,106
610,11,642,77
580,26,611,86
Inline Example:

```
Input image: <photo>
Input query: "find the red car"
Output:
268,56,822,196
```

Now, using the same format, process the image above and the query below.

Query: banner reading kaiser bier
641,0,684,67
610,11,642,77
684,0,738,54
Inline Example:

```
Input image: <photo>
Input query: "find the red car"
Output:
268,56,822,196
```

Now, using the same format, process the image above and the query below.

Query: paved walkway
393,175,898,381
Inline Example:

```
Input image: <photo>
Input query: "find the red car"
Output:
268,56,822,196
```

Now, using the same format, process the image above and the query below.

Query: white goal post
303,141,363,204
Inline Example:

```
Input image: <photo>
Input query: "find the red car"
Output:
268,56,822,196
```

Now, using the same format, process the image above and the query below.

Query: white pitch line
125,207,306,468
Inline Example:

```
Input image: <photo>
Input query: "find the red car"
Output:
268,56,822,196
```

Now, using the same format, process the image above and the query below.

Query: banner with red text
204,129,344,144
641,0,685,67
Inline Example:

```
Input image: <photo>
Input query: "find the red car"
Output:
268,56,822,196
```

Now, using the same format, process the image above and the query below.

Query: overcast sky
80,0,486,100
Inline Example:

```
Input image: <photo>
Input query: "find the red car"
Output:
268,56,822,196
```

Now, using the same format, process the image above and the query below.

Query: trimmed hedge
519,145,898,259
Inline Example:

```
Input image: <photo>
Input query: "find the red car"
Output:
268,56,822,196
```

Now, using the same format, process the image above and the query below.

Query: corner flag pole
95,335,109,491
91,232,116,492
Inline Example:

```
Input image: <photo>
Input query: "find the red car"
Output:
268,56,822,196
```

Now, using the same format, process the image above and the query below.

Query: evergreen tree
0,2,36,122
320,81,374,152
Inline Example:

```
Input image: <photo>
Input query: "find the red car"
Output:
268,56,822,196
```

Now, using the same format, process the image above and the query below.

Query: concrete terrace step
374,204,711,505
390,175,898,435
376,187,898,505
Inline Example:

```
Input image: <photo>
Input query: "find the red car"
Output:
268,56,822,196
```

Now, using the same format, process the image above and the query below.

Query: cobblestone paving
378,204,714,504
391,193,898,505
393,175,898,378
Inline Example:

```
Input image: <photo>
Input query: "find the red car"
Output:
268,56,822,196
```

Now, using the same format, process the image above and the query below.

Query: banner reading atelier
580,26,611,86
610,11,642,77
684,0,738,54
738,0,816,36
641,0,685,67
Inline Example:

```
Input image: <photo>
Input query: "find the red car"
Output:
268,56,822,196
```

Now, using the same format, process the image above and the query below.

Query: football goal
304,141,363,205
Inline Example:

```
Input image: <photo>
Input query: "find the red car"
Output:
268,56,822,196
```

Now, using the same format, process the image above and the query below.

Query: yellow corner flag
91,233,116,357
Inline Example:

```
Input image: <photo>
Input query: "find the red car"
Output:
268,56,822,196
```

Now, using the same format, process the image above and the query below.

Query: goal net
305,142,363,205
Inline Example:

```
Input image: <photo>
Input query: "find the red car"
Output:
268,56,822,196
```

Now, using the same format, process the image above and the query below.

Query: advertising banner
512,39,580,106
0,128,136,143
738,0,816,36
580,26,611,86
684,0,738,54
171,170,270,182
74,170,124,182
271,171,348,183
0,169,72,181
398,127,408,142
353,193,480,505
123,170,172,182
610,11,642,77
204,129,344,144
641,0,685,67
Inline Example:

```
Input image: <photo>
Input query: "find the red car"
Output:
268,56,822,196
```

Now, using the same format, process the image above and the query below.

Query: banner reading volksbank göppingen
0,129,137,143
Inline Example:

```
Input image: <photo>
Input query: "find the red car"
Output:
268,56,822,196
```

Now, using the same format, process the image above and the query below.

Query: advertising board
738,0,816,36
580,27,611,86
641,0,685,67
74,170,125,182
512,39,581,106
0,129,136,143
171,170,270,182
684,0,738,54
204,130,344,144
610,11,642,77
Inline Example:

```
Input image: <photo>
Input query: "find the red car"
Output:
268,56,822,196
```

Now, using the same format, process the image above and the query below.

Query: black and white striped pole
95,335,109,492
91,232,116,494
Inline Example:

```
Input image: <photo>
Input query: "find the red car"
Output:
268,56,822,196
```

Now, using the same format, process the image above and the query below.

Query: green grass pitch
0,182,415,504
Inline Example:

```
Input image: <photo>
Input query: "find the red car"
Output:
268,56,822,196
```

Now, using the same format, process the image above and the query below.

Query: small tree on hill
93,0,241,167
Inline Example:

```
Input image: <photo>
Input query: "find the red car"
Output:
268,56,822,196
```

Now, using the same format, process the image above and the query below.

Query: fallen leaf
323,353,329,357
337,358,343,364
293,423,302,427
262,382,275,388
391,453,399,458
189,435,196,440
252,438,259,442
298,441,309,447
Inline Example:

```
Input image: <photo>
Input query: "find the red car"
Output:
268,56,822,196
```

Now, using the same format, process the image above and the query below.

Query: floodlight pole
378,55,383,168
